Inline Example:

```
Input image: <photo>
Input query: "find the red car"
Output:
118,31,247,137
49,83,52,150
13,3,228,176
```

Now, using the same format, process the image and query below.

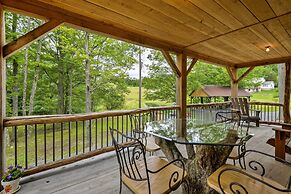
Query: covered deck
18,124,291,194
0,0,291,193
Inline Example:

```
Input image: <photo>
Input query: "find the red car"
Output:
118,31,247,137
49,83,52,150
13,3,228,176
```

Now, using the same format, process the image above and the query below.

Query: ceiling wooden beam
3,19,62,58
161,50,181,77
235,66,255,83
235,56,291,68
186,58,198,75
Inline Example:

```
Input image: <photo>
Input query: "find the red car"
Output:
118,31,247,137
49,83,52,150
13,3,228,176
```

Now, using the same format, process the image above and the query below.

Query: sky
128,48,151,78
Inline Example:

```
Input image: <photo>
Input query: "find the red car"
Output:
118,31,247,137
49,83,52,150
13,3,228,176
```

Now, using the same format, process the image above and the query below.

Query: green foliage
143,49,278,102
143,51,176,102
5,12,138,116
2,166,24,182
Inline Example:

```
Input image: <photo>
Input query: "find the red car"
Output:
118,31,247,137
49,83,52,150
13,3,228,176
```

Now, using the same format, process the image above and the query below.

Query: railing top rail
187,102,231,108
4,105,179,127
249,101,283,106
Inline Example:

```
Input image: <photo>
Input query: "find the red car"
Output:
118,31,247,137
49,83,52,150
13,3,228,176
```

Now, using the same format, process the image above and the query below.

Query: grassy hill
124,87,170,109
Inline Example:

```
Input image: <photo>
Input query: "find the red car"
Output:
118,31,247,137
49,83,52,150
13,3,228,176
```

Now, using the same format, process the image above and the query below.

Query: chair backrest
215,111,250,134
110,128,150,185
231,97,250,116
215,111,240,130
130,112,153,132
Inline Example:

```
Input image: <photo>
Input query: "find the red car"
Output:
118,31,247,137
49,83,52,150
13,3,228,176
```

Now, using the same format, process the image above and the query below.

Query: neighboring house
261,81,275,90
189,85,250,103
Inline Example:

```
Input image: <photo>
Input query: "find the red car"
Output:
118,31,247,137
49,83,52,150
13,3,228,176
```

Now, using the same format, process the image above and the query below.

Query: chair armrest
217,166,291,193
148,159,186,191
238,150,291,176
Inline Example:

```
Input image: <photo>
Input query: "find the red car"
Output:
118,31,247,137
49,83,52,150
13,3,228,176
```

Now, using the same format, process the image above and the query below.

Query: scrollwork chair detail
208,149,291,194
215,111,250,165
110,128,187,194
129,113,160,156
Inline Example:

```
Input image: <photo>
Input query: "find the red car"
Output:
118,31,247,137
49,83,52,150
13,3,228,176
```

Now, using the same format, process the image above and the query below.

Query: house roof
190,85,250,97
2,0,291,68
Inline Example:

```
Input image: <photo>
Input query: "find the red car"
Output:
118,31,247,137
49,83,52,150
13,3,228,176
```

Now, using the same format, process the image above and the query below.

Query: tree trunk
155,131,238,193
57,61,65,114
11,13,18,117
12,59,18,117
22,18,31,116
84,32,91,146
68,63,73,114
28,40,42,115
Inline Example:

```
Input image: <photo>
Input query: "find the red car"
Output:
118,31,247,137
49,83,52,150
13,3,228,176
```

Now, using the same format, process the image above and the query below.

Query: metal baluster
83,120,85,153
25,125,28,169
121,116,124,143
61,122,63,159
126,115,129,139
89,120,92,151
76,121,78,155
101,118,104,148
107,117,109,147
69,122,71,157
53,123,55,161
95,119,98,150
35,124,38,166
44,124,47,164
14,126,17,167
112,116,114,145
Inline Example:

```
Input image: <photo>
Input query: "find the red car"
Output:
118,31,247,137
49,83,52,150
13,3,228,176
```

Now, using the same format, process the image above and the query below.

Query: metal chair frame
217,149,291,194
110,128,186,194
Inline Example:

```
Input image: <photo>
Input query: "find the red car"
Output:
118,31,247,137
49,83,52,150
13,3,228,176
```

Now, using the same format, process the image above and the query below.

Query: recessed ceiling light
265,46,271,52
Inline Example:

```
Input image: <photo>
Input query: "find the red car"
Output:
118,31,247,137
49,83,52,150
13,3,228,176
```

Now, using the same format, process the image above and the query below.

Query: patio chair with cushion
207,149,291,194
110,128,187,194
231,97,260,127
129,113,160,155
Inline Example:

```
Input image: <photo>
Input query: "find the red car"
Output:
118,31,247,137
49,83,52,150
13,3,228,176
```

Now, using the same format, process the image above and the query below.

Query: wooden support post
229,68,238,98
0,3,6,176
176,53,187,137
283,62,290,123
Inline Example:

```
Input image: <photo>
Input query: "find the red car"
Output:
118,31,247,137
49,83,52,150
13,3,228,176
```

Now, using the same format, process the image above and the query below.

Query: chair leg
256,121,259,127
119,175,122,194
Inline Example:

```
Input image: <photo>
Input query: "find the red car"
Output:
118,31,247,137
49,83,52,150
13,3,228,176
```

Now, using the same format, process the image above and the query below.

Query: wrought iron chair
110,128,187,194
129,113,160,156
208,149,291,194
215,111,250,165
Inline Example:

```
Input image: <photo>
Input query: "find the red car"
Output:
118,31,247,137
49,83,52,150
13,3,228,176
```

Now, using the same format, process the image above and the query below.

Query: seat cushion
122,156,187,194
207,164,290,194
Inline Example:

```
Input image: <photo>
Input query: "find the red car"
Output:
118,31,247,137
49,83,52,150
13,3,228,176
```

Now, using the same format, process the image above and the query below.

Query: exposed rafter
161,50,181,77
186,58,198,75
235,66,255,83
3,19,63,58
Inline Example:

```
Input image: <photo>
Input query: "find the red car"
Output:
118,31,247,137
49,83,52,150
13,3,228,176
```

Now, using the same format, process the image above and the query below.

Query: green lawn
124,87,170,109
250,89,279,102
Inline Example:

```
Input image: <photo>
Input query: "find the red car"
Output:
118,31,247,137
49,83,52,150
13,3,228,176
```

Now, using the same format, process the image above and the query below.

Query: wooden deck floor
18,124,291,194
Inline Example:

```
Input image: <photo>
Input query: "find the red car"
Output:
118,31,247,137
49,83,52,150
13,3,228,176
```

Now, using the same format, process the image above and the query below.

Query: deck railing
2,101,284,176
3,106,178,175
249,101,283,124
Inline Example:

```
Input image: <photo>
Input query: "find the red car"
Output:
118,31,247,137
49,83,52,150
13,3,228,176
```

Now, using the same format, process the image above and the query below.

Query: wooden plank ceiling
1,0,291,68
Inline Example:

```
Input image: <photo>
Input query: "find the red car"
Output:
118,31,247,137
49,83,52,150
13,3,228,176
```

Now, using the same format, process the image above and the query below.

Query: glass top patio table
144,118,253,146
